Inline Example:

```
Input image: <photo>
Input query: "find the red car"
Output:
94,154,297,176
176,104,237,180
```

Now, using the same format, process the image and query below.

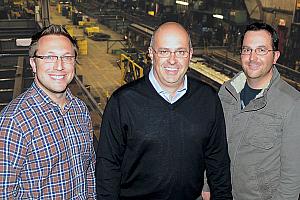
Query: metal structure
119,53,145,85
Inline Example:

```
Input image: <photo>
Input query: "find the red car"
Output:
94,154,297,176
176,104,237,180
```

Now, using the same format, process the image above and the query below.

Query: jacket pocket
246,113,282,150
247,134,277,150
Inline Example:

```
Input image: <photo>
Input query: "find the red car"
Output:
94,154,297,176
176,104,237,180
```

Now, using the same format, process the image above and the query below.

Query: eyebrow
39,51,74,55
157,47,189,50
242,45,269,48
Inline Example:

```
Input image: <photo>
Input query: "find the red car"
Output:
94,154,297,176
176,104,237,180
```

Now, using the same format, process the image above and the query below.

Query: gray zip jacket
218,67,300,200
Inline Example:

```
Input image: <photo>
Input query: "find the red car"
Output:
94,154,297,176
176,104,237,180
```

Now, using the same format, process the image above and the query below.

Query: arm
275,100,300,200
96,96,126,200
0,114,27,198
87,118,97,199
205,97,232,200
201,191,211,200
202,172,211,200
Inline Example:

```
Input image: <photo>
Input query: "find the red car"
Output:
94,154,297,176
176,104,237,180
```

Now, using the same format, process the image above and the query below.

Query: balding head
150,22,192,49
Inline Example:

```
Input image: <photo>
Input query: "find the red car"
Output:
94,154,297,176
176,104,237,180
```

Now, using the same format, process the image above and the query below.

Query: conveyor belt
190,61,230,85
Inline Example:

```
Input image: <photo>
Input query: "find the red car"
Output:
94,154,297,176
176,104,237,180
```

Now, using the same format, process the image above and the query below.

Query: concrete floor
50,5,124,110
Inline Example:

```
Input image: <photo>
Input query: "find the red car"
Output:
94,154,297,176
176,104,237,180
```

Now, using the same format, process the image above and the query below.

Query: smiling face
30,34,76,101
241,30,280,88
148,22,193,94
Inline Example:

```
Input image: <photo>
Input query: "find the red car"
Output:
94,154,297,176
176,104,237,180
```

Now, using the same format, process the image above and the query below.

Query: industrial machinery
118,48,150,85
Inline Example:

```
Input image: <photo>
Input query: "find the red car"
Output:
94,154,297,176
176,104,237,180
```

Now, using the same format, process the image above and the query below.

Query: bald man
96,22,232,200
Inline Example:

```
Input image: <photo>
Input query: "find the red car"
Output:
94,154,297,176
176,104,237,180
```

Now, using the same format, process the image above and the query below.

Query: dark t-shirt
240,82,262,108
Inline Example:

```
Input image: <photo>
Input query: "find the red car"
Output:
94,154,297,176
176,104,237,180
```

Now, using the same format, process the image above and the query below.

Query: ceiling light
176,1,189,6
213,14,224,19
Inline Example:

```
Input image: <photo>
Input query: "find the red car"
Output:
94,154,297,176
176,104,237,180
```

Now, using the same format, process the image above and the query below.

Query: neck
49,93,67,109
152,70,185,97
35,80,68,110
162,81,184,97
247,76,271,90
247,70,273,89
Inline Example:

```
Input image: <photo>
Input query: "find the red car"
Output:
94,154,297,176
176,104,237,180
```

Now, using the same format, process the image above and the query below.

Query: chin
47,85,67,93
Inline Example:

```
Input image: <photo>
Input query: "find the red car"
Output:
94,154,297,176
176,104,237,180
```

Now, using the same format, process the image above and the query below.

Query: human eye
256,47,267,54
175,50,187,57
61,56,75,62
44,55,57,62
158,49,170,56
241,48,250,53
241,47,251,54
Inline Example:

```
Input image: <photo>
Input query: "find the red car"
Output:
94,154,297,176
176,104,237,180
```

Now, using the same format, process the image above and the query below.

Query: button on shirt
0,82,96,199
149,68,187,104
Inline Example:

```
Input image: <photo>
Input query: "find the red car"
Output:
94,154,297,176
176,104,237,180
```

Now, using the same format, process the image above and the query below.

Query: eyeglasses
34,55,76,64
240,47,275,56
151,48,190,58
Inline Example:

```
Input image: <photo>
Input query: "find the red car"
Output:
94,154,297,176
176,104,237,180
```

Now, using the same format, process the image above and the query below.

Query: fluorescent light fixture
213,14,224,19
176,1,189,6
16,38,32,46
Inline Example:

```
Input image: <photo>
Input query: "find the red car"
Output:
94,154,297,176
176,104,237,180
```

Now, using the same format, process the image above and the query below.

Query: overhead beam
40,0,50,27
244,0,263,20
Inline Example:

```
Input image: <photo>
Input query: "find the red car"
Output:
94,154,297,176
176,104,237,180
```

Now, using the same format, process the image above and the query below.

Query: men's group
0,21,299,200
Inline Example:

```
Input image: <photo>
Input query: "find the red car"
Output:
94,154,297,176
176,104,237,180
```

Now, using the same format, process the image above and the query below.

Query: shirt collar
31,81,74,109
149,67,187,103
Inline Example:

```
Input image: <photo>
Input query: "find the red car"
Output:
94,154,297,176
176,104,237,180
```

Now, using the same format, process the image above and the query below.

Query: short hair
149,22,193,49
240,22,279,51
29,24,78,57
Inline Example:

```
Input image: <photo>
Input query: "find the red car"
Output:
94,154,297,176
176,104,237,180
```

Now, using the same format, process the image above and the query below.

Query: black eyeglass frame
33,55,76,63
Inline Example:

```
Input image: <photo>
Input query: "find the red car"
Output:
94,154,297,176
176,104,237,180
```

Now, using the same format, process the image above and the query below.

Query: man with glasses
202,22,300,200
96,22,232,200
0,24,96,199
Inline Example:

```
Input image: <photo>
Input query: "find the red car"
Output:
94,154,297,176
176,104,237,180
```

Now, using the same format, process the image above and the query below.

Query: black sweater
96,74,232,200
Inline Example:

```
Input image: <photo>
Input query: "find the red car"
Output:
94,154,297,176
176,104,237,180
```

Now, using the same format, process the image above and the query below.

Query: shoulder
272,78,300,104
265,78,300,119
186,76,222,109
111,76,148,99
0,90,32,118
0,90,34,135
188,75,218,96
71,95,90,112
218,80,233,99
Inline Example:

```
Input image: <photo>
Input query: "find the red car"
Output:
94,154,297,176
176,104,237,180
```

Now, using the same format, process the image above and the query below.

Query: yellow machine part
120,54,144,85
84,26,101,36
57,3,61,13
76,37,88,55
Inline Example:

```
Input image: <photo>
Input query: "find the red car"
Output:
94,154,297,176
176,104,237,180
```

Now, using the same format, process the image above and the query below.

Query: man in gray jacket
202,22,300,200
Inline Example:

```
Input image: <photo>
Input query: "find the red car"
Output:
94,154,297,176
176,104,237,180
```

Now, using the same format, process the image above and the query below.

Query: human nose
168,52,177,64
53,57,64,71
249,49,258,60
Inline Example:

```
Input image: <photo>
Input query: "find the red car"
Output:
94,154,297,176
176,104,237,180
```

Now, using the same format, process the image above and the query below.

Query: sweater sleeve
204,96,233,200
96,95,125,200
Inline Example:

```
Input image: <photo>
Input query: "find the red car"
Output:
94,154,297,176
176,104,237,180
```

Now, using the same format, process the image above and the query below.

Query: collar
230,66,280,98
225,66,281,111
149,67,187,103
30,81,74,110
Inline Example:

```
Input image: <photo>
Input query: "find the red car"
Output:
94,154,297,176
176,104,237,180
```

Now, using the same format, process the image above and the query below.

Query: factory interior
0,0,300,141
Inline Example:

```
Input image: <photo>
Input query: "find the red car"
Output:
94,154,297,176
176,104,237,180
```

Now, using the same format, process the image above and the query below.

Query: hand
201,191,211,200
